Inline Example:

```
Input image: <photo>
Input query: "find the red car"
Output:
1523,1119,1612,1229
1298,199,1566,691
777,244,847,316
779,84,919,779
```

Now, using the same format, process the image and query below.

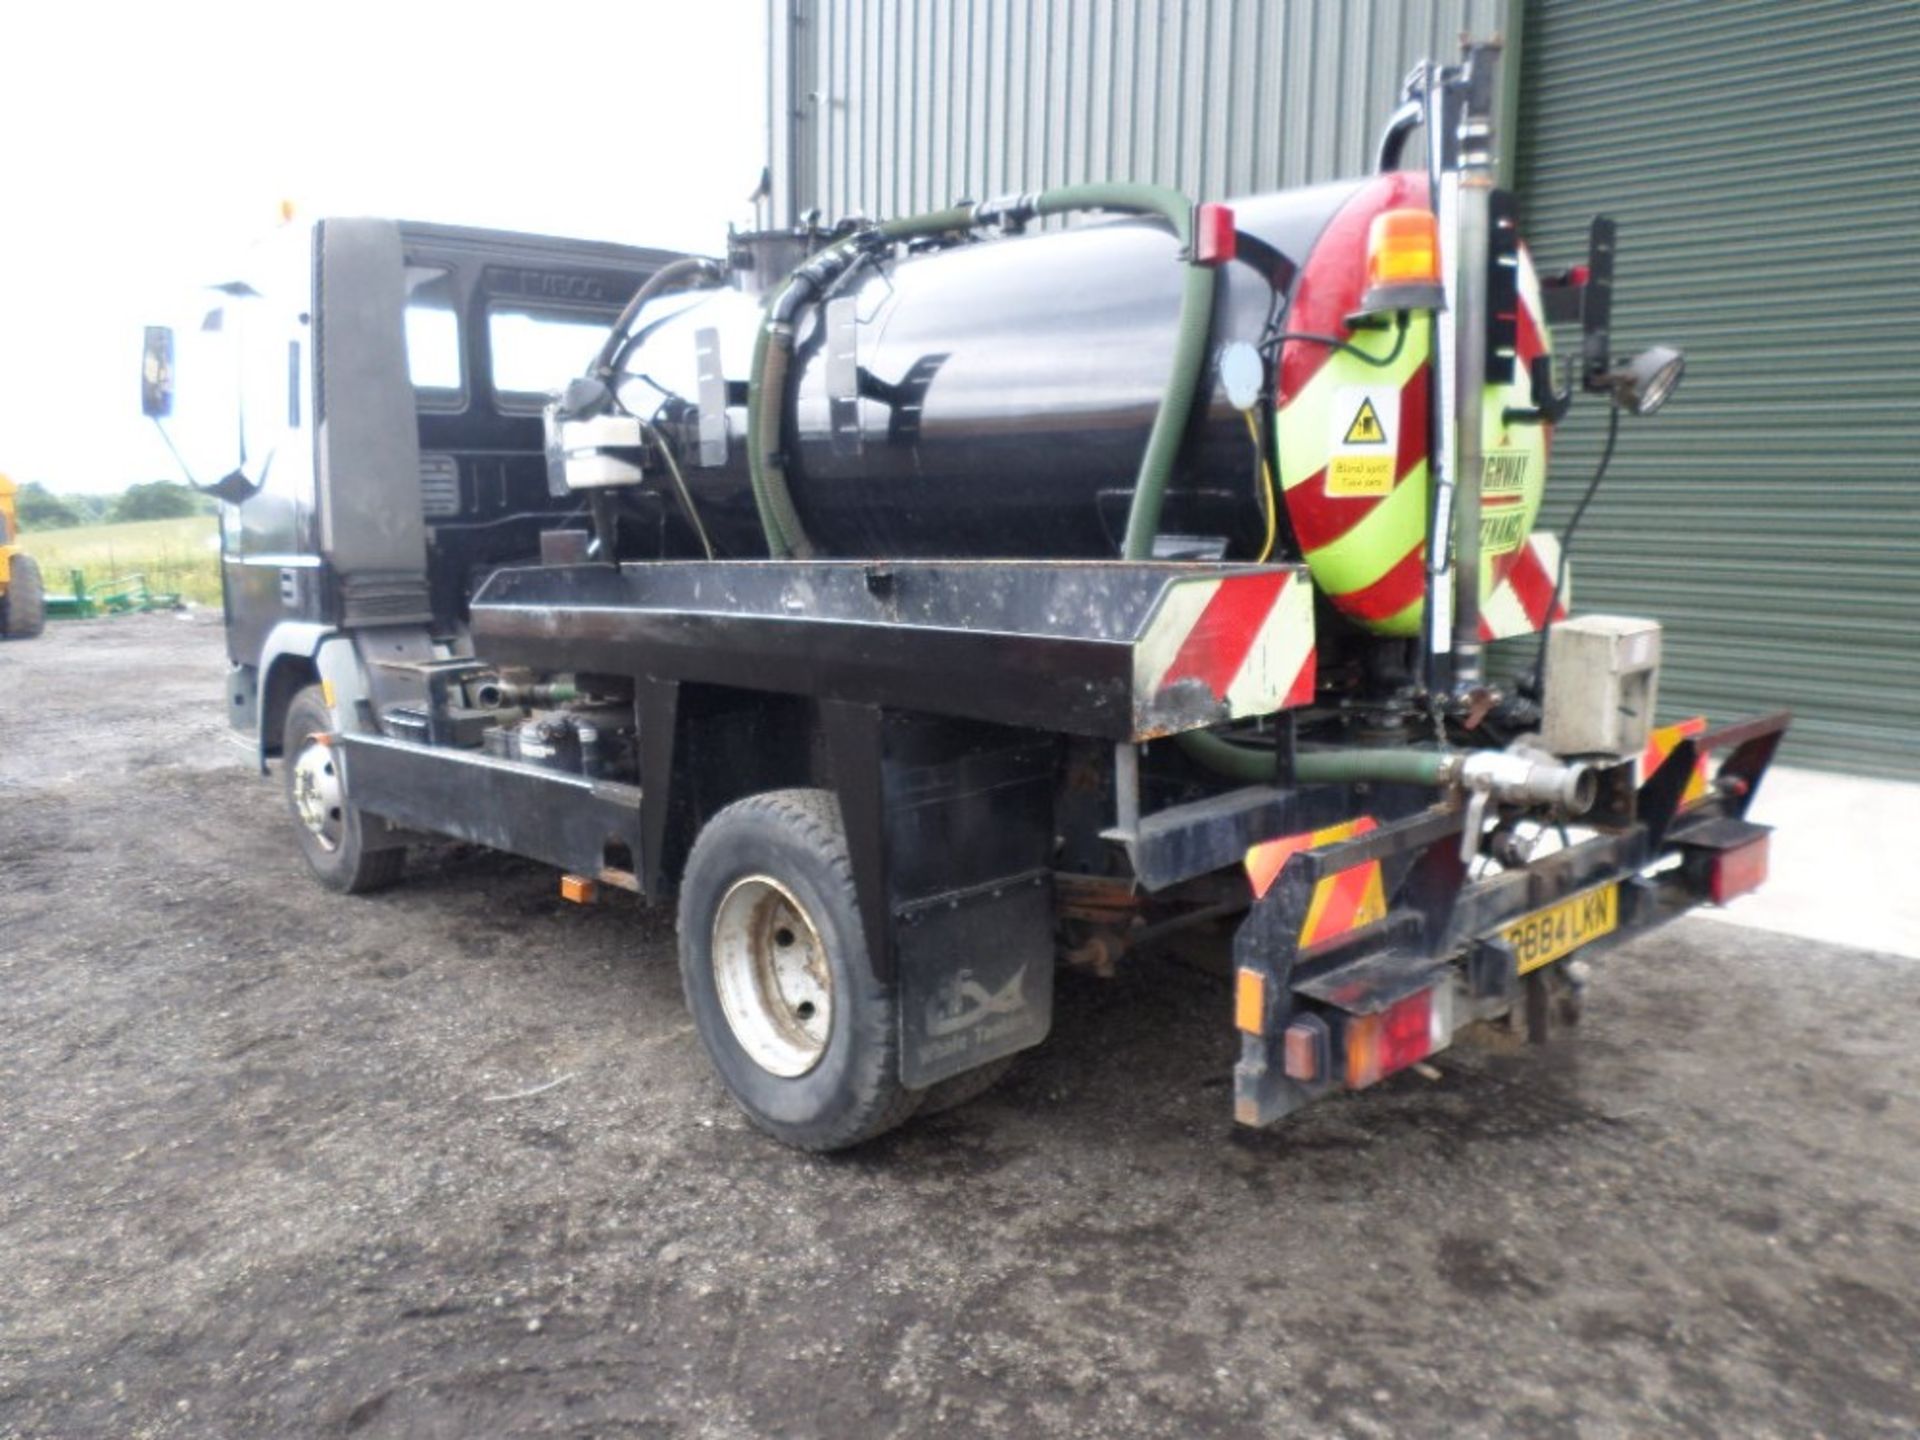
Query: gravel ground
1,612,1916,1439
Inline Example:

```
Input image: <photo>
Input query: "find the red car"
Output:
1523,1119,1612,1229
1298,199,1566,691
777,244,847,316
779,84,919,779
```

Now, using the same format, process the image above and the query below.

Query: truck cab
144,219,687,754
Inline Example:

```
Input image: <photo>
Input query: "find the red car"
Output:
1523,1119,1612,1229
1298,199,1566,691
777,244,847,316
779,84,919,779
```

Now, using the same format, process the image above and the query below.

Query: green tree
111,481,201,522
15,482,82,529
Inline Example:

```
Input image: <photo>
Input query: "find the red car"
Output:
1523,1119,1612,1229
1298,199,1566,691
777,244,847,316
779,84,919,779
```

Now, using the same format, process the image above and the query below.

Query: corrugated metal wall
769,0,1920,780
769,0,1511,223
1515,0,1920,779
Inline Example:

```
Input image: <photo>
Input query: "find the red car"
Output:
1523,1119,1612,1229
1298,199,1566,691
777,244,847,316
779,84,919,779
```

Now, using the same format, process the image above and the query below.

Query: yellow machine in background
0,473,47,640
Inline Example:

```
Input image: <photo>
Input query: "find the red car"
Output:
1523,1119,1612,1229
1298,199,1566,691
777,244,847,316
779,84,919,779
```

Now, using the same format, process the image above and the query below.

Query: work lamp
1607,344,1686,416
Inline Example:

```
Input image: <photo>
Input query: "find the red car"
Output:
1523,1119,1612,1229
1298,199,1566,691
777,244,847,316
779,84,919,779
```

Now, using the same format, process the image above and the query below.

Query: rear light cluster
1710,834,1769,905
1282,983,1455,1090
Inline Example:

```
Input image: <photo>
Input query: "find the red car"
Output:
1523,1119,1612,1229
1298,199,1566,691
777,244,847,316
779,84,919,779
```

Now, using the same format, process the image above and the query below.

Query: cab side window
404,267,463,405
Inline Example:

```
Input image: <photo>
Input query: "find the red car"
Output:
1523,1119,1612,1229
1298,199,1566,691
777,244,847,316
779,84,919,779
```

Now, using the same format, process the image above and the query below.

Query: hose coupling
1451,747,1597,864
971,192,1039,231
1452,748,1598,816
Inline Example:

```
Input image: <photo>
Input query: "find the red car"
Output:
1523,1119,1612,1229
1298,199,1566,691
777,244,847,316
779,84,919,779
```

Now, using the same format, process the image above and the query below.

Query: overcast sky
0,1,766,494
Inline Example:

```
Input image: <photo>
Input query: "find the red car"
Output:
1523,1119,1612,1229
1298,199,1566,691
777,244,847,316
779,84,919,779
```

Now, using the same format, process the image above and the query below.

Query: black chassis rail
1229,711,1790,1127
339,732,649,889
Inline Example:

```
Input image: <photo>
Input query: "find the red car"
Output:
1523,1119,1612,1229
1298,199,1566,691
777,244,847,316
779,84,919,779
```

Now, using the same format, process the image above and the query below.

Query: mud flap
896,873,1054,1088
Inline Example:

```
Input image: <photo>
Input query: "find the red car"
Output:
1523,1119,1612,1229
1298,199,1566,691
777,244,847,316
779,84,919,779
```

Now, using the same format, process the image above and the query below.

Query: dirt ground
1,612,1916,1440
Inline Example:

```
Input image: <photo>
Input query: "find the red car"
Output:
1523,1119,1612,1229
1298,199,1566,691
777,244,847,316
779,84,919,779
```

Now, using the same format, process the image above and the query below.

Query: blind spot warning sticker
1328,386,1398,497
1344,397,1387,444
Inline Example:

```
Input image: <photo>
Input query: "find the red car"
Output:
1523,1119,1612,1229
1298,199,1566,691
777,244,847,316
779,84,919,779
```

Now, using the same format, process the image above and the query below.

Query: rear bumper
1228,710,1790,1128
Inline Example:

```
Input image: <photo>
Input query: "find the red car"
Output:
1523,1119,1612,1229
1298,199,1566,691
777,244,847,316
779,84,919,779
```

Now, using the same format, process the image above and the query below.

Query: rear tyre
283,685,405,894
677,789,920,1151
916,1056,1016,1117
2,554,45,639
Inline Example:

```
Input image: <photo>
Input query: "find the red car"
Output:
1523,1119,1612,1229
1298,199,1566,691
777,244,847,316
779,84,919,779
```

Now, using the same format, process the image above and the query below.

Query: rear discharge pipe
1296,746,1597,815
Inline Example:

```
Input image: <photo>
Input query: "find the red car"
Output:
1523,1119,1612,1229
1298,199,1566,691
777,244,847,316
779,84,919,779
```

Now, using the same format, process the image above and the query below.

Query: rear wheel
282,685,405,894
677,789,919,1150
917,1056,1016,1117
1,554,45,639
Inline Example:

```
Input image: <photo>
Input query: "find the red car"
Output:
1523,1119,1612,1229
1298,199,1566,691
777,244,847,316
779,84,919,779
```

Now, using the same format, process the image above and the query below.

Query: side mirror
142,326,175,418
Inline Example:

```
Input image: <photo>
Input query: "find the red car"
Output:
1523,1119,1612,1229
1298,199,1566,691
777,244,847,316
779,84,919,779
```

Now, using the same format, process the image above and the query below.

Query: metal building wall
768,0,1919,780
769,0,1512,224
1515,0,1920,779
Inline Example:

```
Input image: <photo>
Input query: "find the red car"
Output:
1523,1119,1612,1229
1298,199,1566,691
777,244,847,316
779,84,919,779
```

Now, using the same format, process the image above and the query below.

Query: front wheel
677,789,919,1151
282,685,405,894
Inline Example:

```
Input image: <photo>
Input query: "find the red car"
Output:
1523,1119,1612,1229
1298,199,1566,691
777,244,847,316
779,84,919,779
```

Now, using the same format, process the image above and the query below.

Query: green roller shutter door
1514,0,1920,779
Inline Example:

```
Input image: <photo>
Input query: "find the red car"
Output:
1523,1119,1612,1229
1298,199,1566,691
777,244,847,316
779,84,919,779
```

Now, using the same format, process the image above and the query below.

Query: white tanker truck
144,41,1785,1149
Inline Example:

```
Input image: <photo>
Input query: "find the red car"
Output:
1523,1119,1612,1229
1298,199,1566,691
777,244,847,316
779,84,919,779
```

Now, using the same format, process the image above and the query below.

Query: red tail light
1345,983,1453,1089
1710,835,1769,905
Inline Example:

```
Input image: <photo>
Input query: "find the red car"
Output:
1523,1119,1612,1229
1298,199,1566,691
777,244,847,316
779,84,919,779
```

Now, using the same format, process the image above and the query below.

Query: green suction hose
746,188,1210,562
1296,748,1453,787
749,208,979,558
1027,185,1216,564
747,314,805,557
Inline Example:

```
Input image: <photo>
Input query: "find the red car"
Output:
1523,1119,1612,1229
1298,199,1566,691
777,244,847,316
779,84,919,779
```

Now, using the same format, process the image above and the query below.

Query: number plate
1501,884,1618,975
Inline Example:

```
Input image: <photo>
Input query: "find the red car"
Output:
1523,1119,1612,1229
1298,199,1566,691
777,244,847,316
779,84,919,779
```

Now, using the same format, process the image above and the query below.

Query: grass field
22,515,222,607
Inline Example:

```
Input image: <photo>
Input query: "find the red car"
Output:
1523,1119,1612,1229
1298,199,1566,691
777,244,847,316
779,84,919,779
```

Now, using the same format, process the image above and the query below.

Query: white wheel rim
711,875,833,1078
291,738,345,853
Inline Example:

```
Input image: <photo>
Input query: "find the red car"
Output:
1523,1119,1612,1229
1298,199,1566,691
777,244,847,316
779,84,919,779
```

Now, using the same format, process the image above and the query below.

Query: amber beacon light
1357,207,1444,316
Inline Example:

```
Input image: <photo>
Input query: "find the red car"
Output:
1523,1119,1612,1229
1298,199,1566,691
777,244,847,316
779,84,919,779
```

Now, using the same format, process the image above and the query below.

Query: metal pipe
1374,95,1424,173
1448,43,1503,683
473,679,578,709
1421,61,1461,693
592,257,725,381
1291,745,1596,817
1113,741,1141,835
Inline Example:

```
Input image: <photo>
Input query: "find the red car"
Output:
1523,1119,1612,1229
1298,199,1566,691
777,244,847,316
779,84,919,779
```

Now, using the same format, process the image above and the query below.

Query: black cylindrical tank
618,181,1368,561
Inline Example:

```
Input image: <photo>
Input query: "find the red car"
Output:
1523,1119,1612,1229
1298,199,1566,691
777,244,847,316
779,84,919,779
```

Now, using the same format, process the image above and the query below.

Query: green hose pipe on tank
745,189,1212,562
748,209,978,558
1029,185,1216,564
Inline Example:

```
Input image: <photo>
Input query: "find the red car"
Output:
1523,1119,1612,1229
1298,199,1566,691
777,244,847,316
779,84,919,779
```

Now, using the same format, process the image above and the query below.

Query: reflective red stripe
1330,544,1426,621
1155,572,1291,700
1284,647,1318,708
1504,536,1562,626
1515,298,1546,367
1395,355,1430,476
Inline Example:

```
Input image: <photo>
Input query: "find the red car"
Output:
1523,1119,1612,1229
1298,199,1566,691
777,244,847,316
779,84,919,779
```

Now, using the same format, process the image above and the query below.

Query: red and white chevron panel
1134,568,1317,736
1478,532,1567,642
